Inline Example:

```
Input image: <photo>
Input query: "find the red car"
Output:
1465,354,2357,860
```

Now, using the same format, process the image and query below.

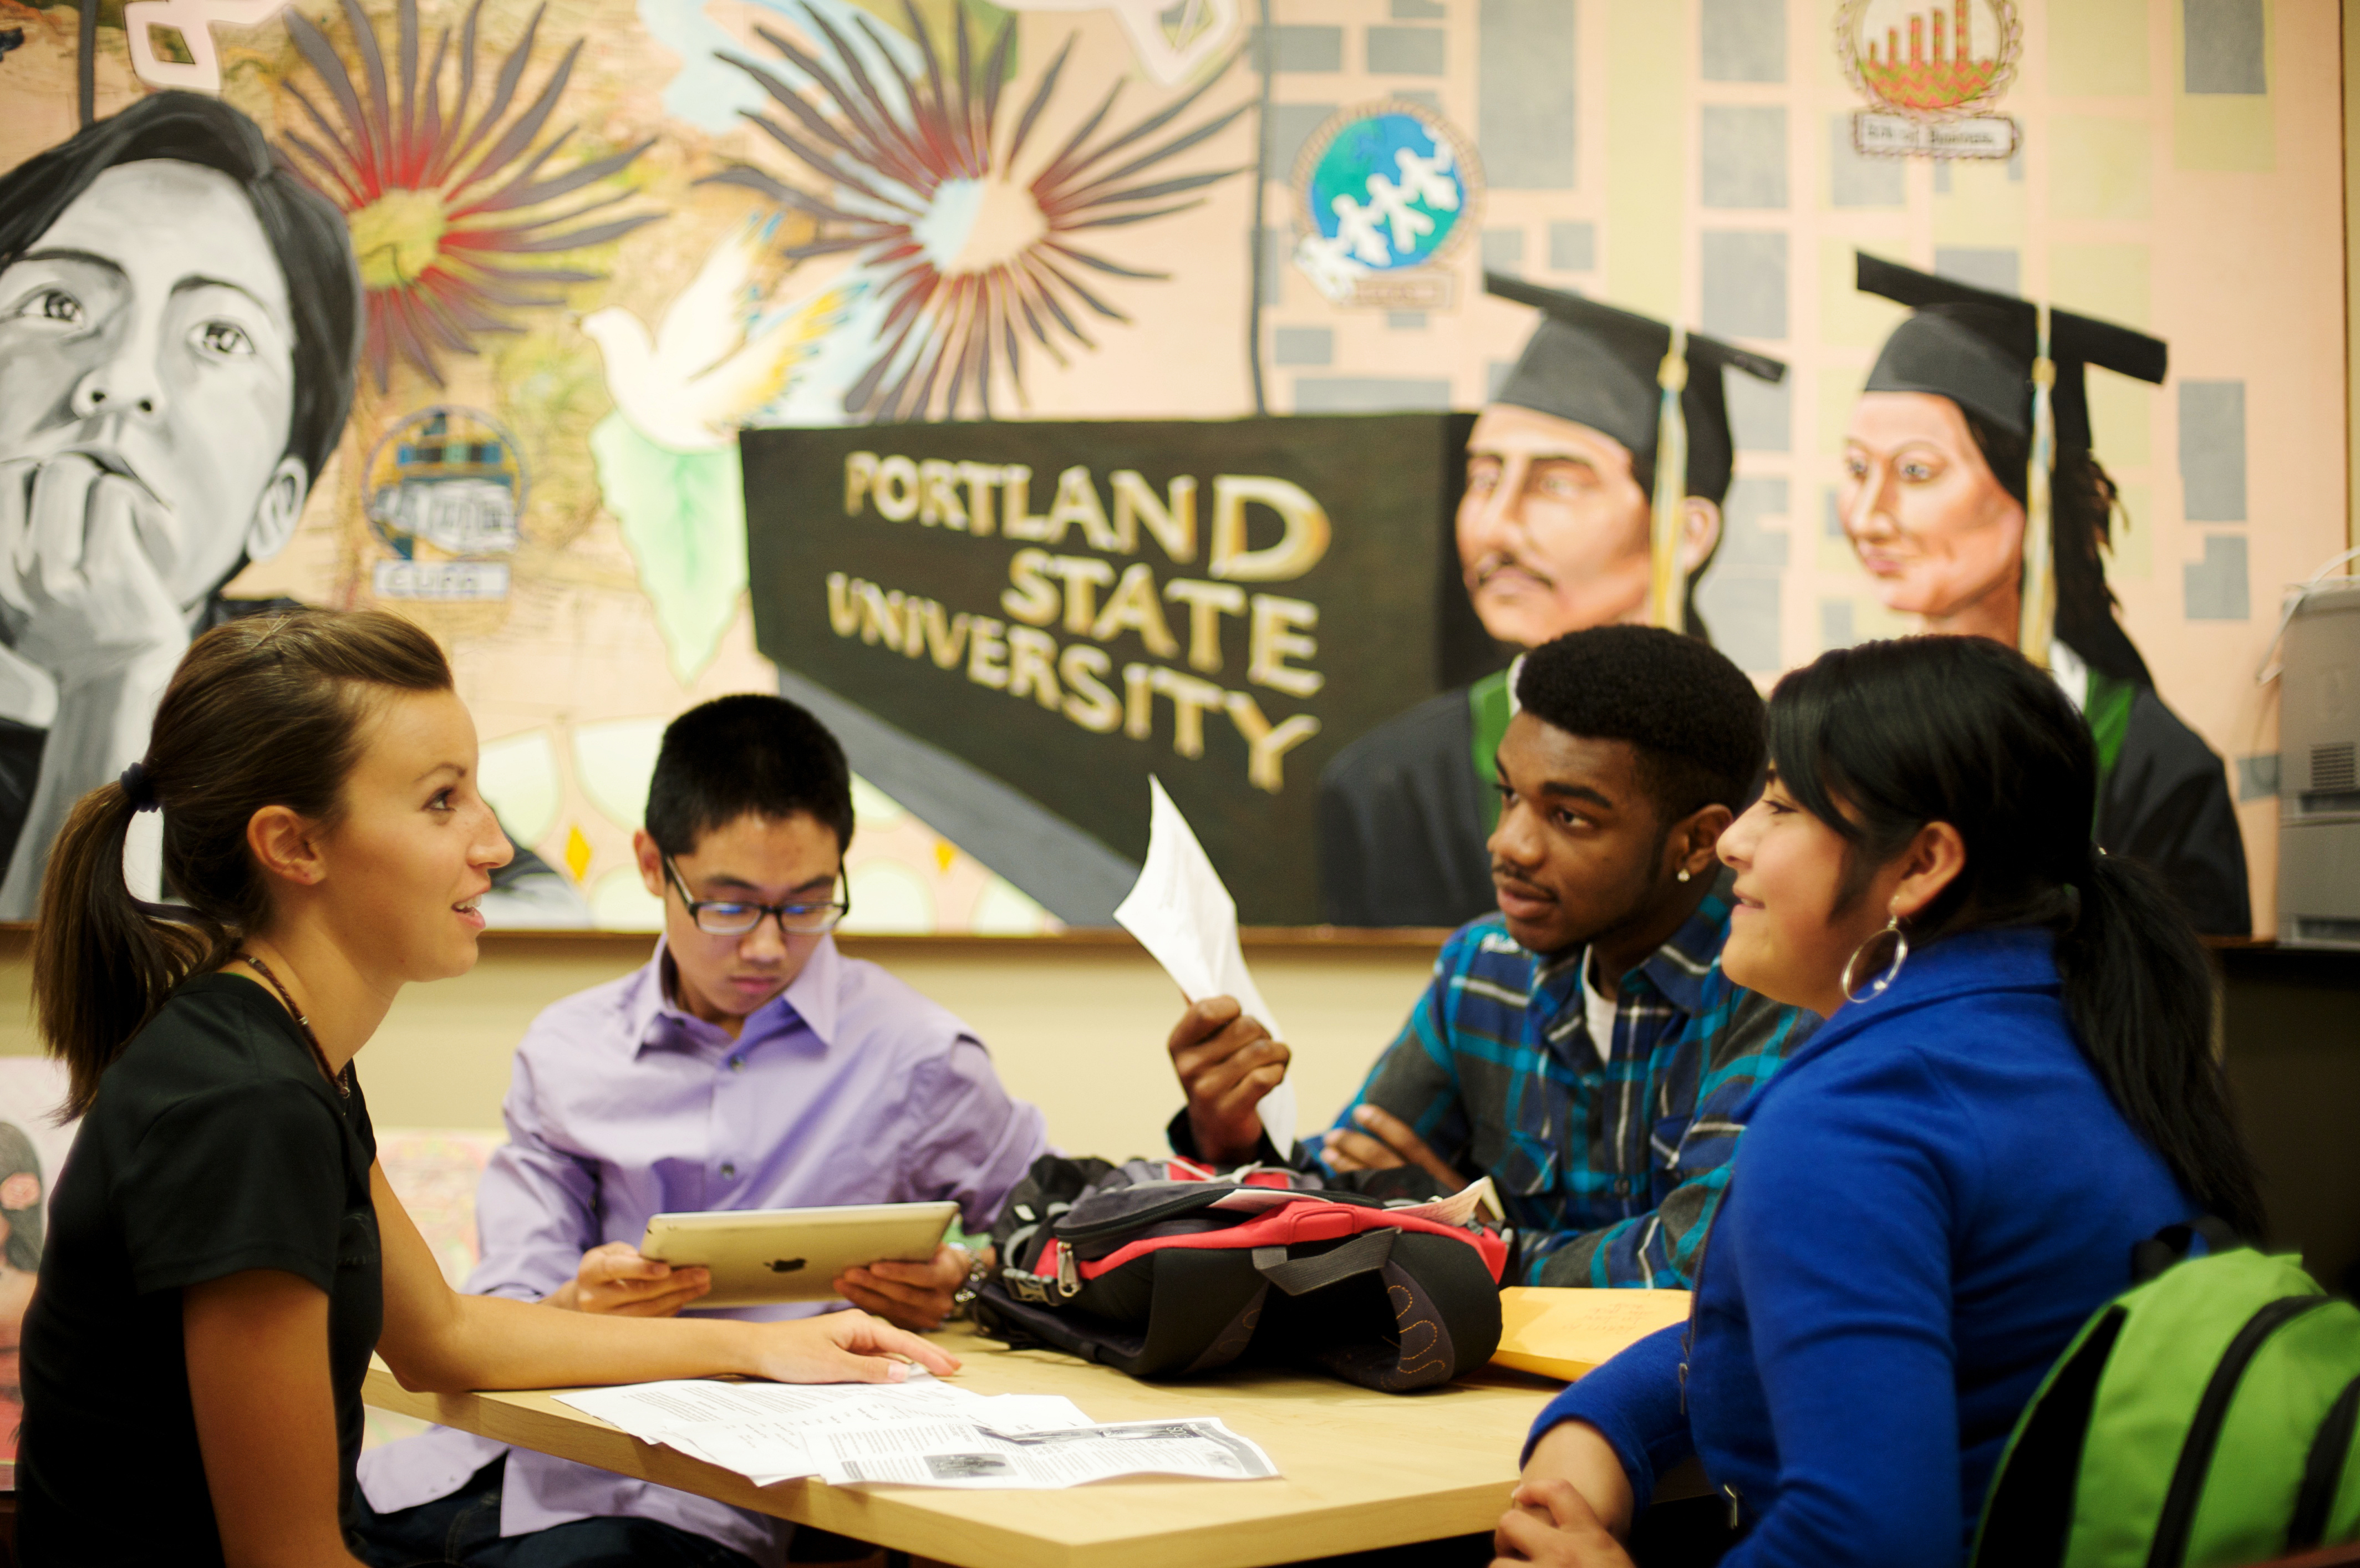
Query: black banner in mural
744,416,1476,925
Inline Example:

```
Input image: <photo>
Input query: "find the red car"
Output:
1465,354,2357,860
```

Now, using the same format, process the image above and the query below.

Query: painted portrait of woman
1839,254,2249,936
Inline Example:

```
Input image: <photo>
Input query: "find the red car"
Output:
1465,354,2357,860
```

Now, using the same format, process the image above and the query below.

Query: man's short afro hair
1514,625,1766,822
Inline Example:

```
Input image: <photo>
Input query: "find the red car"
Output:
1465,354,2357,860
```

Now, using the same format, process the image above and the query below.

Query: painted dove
583,219,860,452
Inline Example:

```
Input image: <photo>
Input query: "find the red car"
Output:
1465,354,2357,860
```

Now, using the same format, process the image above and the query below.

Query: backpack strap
2131,1215,2247,1282
1251,1230,1397,1296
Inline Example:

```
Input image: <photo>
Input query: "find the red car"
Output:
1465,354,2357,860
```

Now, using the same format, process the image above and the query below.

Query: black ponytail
1766,636,2264,1238
2056,852,2265,1236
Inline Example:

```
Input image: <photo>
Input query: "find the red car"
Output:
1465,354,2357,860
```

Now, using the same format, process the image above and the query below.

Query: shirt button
729,1056,744,1073
720,1162,737,1179
1613,1178,1631,1197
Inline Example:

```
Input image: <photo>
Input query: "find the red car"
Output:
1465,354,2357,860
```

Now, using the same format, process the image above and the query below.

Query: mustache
1467,551,1554,593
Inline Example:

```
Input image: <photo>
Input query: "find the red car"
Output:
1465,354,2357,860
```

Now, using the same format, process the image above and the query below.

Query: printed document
554,1378,1281,1490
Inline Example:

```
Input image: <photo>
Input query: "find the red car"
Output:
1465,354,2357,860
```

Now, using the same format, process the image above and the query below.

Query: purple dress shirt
357,936,1048,1565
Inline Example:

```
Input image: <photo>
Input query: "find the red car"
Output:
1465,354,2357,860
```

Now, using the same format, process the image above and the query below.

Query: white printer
2279,573,2360,947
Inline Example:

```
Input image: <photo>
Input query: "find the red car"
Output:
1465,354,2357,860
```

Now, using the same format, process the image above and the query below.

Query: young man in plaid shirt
1167,625,1812,1287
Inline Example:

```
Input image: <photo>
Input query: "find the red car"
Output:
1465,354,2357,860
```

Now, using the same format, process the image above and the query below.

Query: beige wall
0,931,1442,1159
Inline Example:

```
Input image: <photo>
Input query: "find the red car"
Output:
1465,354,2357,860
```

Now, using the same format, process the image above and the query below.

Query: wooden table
365,1331,1566,1568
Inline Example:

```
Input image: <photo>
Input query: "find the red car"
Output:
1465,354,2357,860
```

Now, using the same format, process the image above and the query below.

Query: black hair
0,92,363,508
644,694,856,857
1957,409,2153,688
1764,635,2264,1237
1514,624,1766,824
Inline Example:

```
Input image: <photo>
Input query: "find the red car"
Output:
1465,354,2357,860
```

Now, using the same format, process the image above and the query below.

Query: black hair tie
118,761,159,813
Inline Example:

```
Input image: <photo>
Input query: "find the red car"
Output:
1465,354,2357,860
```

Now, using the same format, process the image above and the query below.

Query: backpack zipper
2145,1295,2330,1567
2287,1372,2360,1549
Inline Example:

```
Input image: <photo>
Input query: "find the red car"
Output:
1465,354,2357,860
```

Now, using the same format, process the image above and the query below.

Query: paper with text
1113,778,1297,1156
553,1378,1276,1490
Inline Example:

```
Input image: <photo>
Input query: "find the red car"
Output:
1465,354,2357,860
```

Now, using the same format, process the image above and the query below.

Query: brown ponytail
32,609,452,1117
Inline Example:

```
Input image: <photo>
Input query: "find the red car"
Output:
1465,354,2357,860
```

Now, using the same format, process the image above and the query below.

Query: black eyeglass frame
662,856,851,936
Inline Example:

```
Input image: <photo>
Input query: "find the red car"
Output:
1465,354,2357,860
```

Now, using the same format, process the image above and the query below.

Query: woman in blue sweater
1496,636,2264,1567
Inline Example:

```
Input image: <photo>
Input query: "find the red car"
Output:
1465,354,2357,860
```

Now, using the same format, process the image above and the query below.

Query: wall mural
0,0,2341,936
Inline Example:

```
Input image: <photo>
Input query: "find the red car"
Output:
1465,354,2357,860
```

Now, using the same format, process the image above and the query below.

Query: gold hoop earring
1841,915,1910,1004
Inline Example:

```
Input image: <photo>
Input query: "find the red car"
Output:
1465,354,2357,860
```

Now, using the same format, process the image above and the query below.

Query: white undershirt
1576,950,1616,1071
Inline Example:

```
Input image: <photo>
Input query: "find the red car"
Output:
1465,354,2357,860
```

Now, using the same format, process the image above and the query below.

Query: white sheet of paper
1113,778,1296,1157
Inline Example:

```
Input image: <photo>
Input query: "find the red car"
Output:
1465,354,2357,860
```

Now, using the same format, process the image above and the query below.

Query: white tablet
640,1201,960,1309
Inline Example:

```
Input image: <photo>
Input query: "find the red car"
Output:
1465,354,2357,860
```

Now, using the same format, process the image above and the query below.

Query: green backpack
1972,1224,2360,1567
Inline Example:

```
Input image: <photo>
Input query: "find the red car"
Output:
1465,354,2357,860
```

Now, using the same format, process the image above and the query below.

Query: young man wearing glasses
355,694,1047,1568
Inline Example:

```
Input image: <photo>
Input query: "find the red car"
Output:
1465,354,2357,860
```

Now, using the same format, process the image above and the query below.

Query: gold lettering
1088,563,1181,658
957,461,1002,537
1225,692,1322,793
919,459,969,529
1164,579,1247,674
1059,643,1121,733
1209,474,1330,581
1001,548,1061,627
1123,662,1154,739
1045,465,1120,551
826,573,863,637
918,600,970,668
1151,666,1228,760
1112,470,1196,562
873,455,920,522
967,615,1010,689
845,452,879,516
1247,594,1323,697
897,597,934,657
1044,554,1117,633
1007,627,1062,711
1003,465,1050,540
858,581,908,651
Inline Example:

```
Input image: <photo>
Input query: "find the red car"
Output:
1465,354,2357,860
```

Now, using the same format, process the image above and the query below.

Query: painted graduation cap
1855,253,2168,666
1484,272,1786,632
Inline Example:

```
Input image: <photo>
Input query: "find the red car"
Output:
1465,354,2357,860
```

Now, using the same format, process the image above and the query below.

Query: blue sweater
1528,928,2195,1566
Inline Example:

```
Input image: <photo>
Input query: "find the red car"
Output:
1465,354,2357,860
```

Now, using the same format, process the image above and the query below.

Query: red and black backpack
974,1156,1509,1393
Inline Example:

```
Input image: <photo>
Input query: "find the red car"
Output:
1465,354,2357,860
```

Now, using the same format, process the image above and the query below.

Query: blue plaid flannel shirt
1334,873,1813,1287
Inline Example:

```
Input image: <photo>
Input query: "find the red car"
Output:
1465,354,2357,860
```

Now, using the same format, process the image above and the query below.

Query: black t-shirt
17,973,382,1566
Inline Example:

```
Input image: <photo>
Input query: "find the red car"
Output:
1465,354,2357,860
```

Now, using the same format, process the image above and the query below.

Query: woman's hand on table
1492,1479,1637,1567
747,1308,962,1384
1493,1420,1638,1562
837,1241,975,1332
1519,1421,1635,1534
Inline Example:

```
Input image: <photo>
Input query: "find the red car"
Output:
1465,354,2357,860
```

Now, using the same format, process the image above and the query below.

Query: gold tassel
2020,303,2058,668
1650,325,1690,633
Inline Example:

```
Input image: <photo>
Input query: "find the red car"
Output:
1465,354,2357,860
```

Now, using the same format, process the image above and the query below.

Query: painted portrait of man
1315,274,1783,928
0,91,362,917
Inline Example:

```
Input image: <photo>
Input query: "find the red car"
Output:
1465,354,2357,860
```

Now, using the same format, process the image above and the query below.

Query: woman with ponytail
17,610,954,1568
1495,635,2262,1568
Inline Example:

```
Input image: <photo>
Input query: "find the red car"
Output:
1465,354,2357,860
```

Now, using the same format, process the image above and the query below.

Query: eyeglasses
663,857,851,936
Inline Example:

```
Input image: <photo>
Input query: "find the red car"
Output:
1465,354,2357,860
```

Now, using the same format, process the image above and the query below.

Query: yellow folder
1489,1286,1696,1382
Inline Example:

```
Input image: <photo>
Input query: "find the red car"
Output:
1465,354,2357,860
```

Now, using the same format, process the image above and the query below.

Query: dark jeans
349,1457,766,1568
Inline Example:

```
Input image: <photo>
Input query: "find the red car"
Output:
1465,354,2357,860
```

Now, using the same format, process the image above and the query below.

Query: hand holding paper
1115,779,1298,1158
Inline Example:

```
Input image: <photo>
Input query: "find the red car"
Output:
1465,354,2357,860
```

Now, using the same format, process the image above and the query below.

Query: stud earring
1677,868,1692,883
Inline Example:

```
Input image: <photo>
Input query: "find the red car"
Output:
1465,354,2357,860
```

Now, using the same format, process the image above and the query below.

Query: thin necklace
238,951,350,1099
